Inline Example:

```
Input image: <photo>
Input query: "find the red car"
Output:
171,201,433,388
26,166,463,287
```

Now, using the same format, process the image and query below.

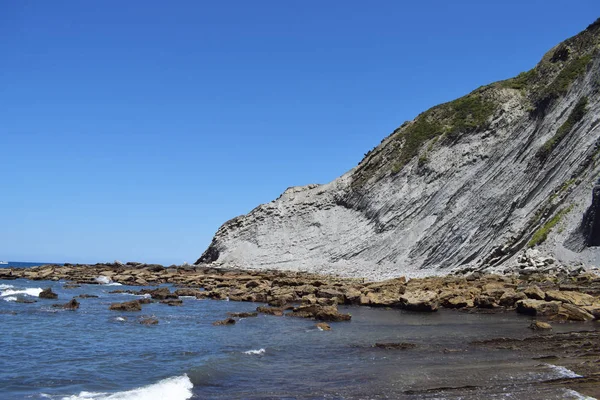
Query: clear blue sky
1,1,598,265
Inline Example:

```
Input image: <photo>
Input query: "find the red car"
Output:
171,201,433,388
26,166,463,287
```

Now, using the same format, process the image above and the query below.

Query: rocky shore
2,262,600,323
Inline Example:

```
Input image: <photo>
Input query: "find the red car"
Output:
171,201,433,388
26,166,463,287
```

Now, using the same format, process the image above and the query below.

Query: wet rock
140,317,159,325
544,290,597,306
498,290,527,307
227,312,258,318
529,321,552,330
555,303,595,321
256,306,286,316
287,304,351,322
15,298,36,303
160,299,183,306
212,317,236,326
316,322,331,331
51,298,79,310
174,288,202,297
140,287,178,300
442,295,470,309
523,286,545,300
399,290,438,312
373,342,416,350
515,299,560,316
39,288,58,299
63,284,81,289
109,300,142,312
77,294,99,298
474,295,497,309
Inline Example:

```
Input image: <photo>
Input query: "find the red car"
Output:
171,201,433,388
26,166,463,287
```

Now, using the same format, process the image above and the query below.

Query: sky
1,1,599,265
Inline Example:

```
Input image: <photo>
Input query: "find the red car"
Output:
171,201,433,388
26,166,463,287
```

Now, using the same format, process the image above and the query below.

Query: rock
523,286,545,300
583,305,600,319
474,295,497,309
316,322,331,331
555,304,595,321
63,298,80,310
442,295,470,309
256,306,285,316
373,342,417,350
39,288,58,299
174,288,202,297
529,321,552,330
287,304,351,322
544,290,597,306
160,299,183,306
515,299,560,316
399,290,438,312
143,287,178,300
140,317,159,325
212,317,236,326
77,294,99,298
63,284,81,289
227,312,258,318
344,287,362,304
316,288,345,303
109,300,142,312
499,290,527,307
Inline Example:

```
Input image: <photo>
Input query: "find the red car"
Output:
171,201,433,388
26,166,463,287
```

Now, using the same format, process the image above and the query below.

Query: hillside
196,19,600,279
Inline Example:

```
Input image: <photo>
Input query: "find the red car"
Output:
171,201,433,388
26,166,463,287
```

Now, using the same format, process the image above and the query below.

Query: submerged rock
51,298,79,310
140,317,159,325
109,300,142,312
374,342,417,350
227,312,258,318
316,322,331,331
529,321,552,330
212,317,236,326
39,288,58,299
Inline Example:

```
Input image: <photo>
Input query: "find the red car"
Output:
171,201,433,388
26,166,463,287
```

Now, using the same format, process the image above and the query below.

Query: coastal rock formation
109,300,142,312
39,288,57,299
196,19,600,279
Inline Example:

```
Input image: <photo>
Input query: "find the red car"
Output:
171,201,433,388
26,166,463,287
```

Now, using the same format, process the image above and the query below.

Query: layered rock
196,19,600,280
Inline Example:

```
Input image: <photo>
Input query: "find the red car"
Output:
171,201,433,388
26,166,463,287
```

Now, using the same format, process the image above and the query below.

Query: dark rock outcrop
39,288,58,299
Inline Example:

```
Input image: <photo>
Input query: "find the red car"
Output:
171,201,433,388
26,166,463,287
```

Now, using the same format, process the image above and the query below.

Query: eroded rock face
196,23,600,280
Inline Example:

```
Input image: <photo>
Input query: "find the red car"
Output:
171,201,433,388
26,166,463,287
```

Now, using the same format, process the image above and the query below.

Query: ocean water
0,278,594,400
0,261,62,268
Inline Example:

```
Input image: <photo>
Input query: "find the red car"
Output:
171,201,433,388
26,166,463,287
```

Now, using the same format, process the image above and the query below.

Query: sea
0,263,595,400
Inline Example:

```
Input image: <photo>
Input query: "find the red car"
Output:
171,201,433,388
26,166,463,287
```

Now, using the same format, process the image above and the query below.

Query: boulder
160,299,183,306
441,295,471,309
544,290,597,307
474,295,497,309
140,317,159,325
555,304,595,321
256,306,285,316
141,287,177,300
344,287,362,304
498,290,527,307
316,322,331,331
51,298,79,310
515,299,560,316
212,317,236,326
39,288,58,299
399,290,438,312
109,300,142,312
523,285,545,300
316,288,345,304
287,304,352,322
529,321,552,330
227,312,258,318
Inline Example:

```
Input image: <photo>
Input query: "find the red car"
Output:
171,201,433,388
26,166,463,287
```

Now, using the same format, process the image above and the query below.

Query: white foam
243,348,265,355
115,317,126,322
55,374,193,400
95,276,112,284
545,364,582,379
3,296,17,302
0,287,43,297
0,284,14,290
563,389,597,399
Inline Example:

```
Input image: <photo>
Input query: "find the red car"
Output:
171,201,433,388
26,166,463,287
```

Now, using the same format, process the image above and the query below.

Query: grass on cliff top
528,205,573,247
536,96,588,160
390,93,496,174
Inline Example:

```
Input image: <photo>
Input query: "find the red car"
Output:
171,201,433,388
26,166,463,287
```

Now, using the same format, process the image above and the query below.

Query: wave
0,284,14,290
563,389,597,400
544,364,582,379
0,287,43,297
243,348,265,355
3,296,17,302
95,276,122,286
50,374,193,400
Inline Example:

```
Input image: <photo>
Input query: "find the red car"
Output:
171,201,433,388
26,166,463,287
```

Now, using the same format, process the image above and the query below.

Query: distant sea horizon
1,261,64,268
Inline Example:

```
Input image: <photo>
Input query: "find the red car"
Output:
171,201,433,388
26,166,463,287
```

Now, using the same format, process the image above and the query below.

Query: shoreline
2,262,600,398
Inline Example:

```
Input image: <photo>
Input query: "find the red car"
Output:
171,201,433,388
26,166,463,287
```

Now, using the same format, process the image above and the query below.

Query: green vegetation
537,55,592,105
527,206,573,247
537,96,588,159
500,69,538,90
550,178,576,202
390,93,496,174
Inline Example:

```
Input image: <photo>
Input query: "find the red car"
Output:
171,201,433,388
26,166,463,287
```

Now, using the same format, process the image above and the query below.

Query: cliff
197,19,600,279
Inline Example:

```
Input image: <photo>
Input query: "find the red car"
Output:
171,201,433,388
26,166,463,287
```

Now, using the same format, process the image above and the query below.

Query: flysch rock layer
197,19,600,280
